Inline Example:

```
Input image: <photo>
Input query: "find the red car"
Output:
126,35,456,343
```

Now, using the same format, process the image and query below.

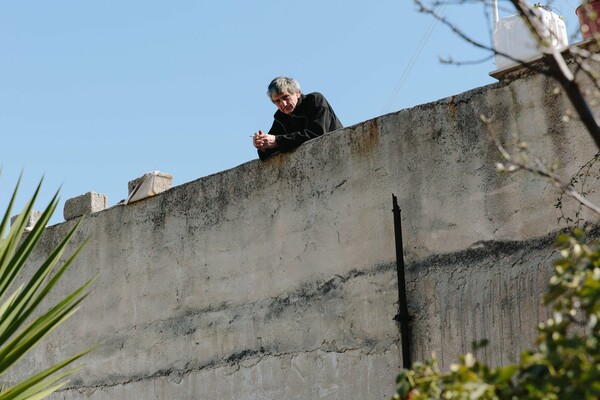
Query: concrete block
63,192,108,221
126,171,173,204
10,210,42,232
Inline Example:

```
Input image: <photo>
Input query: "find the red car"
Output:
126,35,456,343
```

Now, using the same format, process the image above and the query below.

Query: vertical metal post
392,194,412,369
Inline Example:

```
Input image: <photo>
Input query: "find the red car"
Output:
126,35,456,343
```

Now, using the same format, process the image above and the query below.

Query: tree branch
483,114,600,217
509,0,600,151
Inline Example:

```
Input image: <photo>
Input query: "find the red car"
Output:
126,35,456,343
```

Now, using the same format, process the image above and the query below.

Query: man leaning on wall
252,76,343,160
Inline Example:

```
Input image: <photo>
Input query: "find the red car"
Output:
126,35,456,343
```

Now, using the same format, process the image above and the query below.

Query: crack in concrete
59,341,395,392
59,263,400,393
408,230,563,276
110,262,396,340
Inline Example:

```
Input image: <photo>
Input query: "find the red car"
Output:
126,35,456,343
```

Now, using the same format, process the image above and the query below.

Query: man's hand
253,130,277,150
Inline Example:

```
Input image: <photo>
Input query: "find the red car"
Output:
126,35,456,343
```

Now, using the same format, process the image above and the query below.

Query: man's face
270,90,301,115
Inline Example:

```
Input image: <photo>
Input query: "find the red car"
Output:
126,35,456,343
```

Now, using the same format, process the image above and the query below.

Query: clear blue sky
0,0,582,226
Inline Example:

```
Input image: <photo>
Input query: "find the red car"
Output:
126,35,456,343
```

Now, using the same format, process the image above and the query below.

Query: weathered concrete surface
6,70,600,399
409,234,558,368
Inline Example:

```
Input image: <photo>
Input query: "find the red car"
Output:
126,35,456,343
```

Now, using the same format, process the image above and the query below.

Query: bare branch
567,46,600,93
510,0,600,150
483,115,600,217
414,0,552,76
440,55,495,65
415,0,600,217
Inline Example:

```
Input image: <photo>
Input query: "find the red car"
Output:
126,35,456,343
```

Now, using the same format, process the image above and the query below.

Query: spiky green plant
0,176,93,400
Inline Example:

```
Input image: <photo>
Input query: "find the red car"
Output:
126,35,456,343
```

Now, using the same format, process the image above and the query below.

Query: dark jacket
258,92,343,160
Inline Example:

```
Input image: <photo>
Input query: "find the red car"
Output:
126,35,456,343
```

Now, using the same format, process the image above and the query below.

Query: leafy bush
393,229,600,399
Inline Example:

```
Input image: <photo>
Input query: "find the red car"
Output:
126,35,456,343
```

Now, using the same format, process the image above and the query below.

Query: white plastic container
493,8,568,70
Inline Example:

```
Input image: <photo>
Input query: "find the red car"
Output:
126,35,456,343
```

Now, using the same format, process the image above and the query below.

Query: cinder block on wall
63,192,108,221
10,210,42,232
126,171,173,204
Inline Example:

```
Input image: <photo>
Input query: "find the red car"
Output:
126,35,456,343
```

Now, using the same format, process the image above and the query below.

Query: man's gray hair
267,76,301,97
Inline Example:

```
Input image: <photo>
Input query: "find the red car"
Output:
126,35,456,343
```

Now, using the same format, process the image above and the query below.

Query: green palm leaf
0,177,94,400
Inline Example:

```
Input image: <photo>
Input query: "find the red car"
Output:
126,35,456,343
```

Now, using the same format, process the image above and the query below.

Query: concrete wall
7,70,600,399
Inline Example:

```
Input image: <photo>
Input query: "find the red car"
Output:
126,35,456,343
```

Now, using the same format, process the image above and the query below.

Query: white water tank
493,7,568,70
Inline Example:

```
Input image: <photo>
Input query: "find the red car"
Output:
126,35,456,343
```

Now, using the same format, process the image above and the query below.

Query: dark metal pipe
392,194,412,369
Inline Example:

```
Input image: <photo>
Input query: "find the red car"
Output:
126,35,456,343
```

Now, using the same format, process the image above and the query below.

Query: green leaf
492,365,517,384
0,177,94,400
